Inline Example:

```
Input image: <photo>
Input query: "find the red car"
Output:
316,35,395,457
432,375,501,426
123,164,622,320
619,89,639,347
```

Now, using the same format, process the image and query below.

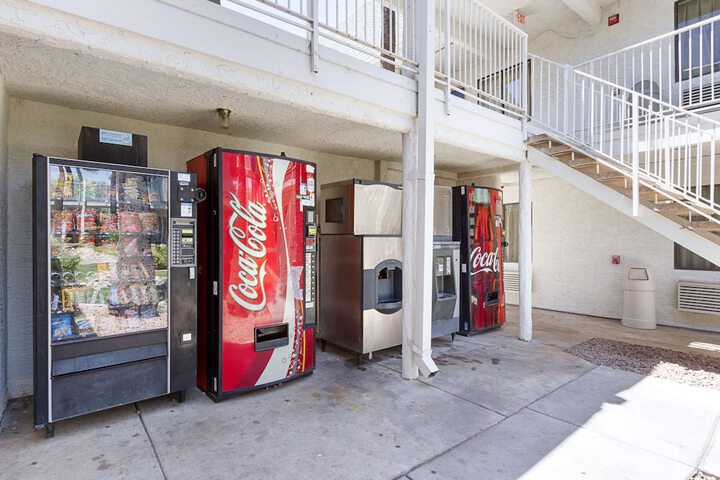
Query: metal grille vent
677,281,720,315
681,82,720,108
504,270,520,292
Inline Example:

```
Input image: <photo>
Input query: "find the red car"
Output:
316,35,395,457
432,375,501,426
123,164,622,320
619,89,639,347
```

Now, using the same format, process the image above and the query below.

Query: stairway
526,133,720,266
527,53,720,266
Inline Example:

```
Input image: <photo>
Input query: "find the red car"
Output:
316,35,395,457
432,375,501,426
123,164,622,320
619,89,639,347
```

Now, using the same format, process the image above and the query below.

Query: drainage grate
678,282,720,315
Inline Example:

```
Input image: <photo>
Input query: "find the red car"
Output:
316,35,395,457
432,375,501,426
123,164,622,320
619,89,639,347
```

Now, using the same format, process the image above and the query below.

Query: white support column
0,71,7,410
401,0,438,380
518,159,533,342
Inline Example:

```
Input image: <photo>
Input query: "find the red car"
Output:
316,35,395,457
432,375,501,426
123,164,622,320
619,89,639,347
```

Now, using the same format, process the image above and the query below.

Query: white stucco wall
5,98,378,399
530,0,674,65
0,73,8,411
463,168,720,332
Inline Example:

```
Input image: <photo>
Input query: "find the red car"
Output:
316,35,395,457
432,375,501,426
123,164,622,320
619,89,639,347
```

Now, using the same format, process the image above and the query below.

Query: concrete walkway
2,308,719,479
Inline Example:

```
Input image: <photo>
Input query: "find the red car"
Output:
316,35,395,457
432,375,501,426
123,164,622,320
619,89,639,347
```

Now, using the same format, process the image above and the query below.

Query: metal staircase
527,53,720,266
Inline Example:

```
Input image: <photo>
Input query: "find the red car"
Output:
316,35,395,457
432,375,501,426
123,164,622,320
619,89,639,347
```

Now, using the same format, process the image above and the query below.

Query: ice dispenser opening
435,255,455,299
254,323,289,351
375,260,403,313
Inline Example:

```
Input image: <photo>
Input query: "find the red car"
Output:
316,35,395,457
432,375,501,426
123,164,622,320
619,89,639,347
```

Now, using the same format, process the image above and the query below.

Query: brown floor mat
566,338,720,390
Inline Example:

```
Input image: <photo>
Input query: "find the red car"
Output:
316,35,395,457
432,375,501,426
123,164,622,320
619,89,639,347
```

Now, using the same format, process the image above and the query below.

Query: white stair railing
575,14,720,112
530,54,720,223
434,0,527,120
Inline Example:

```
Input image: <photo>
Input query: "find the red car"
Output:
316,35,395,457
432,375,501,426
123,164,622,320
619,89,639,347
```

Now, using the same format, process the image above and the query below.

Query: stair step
545,144,574,156
568,157,597,168
689,220,720,232
596,171,627,181
652,202,717,216
527,134,551,147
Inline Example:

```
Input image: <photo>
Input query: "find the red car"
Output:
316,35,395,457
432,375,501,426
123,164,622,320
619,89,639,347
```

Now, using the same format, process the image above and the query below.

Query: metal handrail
576,13,720,67
574,14,720,111
530,54,720,222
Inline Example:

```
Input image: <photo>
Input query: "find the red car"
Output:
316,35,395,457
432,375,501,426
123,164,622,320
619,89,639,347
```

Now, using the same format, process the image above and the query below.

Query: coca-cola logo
227,193,268,312
470,246,500,275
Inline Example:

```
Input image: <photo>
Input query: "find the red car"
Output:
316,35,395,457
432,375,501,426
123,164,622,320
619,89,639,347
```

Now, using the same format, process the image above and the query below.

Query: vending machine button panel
171,219,197,267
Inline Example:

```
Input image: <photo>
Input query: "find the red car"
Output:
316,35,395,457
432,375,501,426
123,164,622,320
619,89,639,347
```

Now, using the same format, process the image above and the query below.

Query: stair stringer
528,146,720,267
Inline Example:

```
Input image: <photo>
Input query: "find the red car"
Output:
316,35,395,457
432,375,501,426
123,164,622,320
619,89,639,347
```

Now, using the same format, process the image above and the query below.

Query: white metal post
631,91,640,216
310,0,320,73
563,64,572,135
444,0,451,115
518,159,532,342
401,0,437,380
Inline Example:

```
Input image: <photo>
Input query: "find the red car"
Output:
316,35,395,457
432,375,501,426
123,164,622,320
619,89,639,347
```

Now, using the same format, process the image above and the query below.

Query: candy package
51,313,74,341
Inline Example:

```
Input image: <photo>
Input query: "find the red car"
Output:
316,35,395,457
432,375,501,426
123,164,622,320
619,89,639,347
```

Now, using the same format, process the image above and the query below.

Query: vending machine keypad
304,209,317,325
171,219,197,267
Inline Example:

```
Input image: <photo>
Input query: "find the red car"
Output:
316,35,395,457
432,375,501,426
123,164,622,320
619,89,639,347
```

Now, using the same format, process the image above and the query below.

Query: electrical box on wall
608,13,620,26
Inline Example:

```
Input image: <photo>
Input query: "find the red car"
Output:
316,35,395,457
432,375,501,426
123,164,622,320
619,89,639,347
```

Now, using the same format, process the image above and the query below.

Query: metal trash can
622,267,656,330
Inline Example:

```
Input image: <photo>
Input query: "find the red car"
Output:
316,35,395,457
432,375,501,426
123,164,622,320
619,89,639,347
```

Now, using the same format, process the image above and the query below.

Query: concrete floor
2,307,720,480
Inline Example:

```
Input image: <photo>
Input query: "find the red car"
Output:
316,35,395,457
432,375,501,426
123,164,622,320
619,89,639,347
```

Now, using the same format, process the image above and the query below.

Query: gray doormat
566,338,720,391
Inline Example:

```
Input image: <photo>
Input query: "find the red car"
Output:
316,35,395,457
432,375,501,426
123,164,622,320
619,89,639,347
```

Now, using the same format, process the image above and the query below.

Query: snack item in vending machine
119,211,142,233
139,304,158,318
139,212,159,233
51,210,75,234
75,211,98,232
51,313,74,341
74,316,95,337
63,171,75,199
98,212,118,232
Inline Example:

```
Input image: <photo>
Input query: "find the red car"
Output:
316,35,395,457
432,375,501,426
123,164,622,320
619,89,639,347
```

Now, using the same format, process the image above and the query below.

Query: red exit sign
608,13,620,26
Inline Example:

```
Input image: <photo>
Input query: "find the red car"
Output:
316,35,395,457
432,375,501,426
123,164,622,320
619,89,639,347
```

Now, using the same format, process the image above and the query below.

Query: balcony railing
218,0,528,120
221,0,419,74
435,0,527,120
575,14,720,113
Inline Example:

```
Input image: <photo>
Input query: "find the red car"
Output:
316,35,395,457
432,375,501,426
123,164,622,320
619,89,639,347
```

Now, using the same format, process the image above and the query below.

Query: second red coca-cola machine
452,185,505,335
187,148,317,400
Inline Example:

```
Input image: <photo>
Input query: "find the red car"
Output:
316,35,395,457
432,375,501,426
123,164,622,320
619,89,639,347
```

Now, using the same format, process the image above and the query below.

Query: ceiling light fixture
216,108,231,129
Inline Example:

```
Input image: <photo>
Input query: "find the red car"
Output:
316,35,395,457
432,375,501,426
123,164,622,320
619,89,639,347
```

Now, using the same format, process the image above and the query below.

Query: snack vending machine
187,148,316,401
452,186,505,335
33,156,200,437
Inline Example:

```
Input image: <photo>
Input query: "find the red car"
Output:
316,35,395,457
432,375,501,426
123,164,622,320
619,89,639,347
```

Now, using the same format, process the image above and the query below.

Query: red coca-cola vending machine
187,148,317,401
452,185,505,335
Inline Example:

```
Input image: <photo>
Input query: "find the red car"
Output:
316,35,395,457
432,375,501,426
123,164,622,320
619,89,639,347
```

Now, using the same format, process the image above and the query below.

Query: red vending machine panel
453,186,505,334
188,149,316,400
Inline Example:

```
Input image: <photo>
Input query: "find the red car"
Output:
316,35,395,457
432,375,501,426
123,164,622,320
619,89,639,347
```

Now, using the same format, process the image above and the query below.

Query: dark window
675,0,720,79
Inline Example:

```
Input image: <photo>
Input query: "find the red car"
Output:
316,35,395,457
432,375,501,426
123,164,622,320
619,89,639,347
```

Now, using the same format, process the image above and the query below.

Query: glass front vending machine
32,155,201,437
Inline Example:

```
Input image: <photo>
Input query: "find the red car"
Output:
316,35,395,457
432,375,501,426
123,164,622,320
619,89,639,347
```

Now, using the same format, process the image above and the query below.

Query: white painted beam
518,159,533,342
563,0,602,25
401,0,438,380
